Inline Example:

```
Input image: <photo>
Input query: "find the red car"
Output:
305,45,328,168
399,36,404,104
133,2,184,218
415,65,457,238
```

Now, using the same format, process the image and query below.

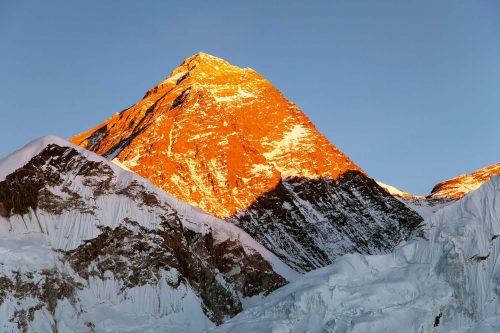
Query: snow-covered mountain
0,136,296,332
2,52,497,332
213,175,500,332
71,52,423,272
71,53,362,219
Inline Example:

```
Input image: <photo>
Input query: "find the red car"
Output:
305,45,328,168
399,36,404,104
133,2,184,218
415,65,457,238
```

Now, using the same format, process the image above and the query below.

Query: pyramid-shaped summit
72,52,362,218
72,53,422,271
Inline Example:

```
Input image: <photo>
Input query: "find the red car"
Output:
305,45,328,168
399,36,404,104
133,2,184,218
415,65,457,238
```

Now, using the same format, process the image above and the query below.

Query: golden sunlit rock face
430,162,500,200
71,53,362,218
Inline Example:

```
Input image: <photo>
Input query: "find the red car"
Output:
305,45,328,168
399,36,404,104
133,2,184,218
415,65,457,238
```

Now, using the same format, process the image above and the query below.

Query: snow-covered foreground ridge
213,175,500,333
0,136,296,332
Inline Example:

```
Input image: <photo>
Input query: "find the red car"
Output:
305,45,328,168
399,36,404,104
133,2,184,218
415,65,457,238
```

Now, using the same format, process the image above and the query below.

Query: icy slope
376,180,418,199
0,136,295,332
212,175,500,333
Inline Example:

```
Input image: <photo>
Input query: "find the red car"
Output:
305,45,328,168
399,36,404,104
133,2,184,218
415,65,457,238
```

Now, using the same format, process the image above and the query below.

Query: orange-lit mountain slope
430,161,500,199
72,53,422,271
72,53,361,218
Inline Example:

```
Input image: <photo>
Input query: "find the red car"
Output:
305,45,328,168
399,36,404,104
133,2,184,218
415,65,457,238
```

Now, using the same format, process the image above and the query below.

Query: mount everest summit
71,53,422,272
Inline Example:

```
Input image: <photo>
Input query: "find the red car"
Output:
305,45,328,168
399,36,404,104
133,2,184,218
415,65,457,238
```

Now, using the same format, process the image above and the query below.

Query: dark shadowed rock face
228,171,423,272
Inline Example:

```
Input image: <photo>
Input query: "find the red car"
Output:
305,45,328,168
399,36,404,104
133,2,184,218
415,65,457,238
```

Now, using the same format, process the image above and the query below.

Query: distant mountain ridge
430,162,500,200
376,160,500,220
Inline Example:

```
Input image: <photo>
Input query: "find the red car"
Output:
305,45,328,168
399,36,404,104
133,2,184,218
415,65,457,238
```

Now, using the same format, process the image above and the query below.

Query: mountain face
71,53,423,272
229,173,422,271
0,136,294,332
213,175,500,333
430,162,500,200
71,52,362,219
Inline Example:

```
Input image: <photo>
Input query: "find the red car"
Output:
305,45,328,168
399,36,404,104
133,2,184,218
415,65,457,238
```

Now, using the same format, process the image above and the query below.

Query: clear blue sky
1,1,499,194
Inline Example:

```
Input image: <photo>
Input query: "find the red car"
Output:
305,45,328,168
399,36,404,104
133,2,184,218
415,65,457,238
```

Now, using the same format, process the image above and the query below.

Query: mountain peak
0,135,130,183
71,55,362,217
183,51,228,64
140,52,255,101
70,55,421,273
175,52,234,75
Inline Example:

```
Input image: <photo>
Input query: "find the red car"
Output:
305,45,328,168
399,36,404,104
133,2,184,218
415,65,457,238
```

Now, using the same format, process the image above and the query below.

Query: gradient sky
1,1,499,194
